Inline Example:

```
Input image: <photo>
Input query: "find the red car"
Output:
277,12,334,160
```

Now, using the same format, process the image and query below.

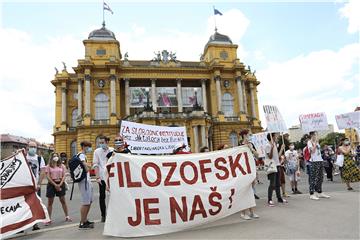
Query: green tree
319,132,345,148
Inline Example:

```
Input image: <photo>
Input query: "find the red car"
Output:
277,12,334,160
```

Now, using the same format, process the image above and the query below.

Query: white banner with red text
104,146,256,237
299,112,329,133
0,150,49,239
120,120,188,154
335,111,360,130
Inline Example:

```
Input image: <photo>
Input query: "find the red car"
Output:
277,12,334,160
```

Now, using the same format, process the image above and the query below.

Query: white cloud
339,0,360,33
0,8,249,143
257,43,360,132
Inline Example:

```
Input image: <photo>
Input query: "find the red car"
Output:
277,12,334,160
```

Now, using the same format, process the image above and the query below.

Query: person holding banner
307,132,330,200
106,135,131,160
265,133,287,207
337,138,360,190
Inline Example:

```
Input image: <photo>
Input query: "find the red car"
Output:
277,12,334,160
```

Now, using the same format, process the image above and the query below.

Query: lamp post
193,88,201,111
144,87,152,111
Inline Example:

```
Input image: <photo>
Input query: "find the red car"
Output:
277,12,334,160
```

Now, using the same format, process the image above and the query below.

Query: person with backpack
75,141,94,229
93,136,113,222
307,131,330,200
26,141,46,231
44,153,72,226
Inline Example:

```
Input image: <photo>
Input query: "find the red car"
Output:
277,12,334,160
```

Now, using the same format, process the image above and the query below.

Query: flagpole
102,0,105,26
213,6,217,32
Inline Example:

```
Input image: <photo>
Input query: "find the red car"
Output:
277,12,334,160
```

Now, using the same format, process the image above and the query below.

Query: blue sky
1,1,359,142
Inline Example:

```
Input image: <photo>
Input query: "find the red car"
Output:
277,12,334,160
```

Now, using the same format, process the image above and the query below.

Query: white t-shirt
265,142,280,166
79,152,91,180
307,140,323,162
285,149,298,162
93,147,113,181
27,154,45,181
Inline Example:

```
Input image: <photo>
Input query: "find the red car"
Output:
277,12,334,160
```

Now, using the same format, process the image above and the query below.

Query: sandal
44,220,52,226
65,216,73,222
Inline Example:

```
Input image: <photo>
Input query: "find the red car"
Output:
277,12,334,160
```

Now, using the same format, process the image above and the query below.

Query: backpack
303,146,311,161
68,153,87,183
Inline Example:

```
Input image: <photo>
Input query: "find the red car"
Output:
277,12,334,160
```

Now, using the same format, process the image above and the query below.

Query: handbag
335,155,344,167
264,158,277,175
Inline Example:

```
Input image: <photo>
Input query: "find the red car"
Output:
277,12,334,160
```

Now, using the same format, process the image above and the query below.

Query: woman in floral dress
338,138,360,190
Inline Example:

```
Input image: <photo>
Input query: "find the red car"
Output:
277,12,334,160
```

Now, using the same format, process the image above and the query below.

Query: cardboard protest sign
299,112,328,133
250,132,269,158
104,146,256,237
335,111,360,130
0,150,49,238
120,120,188,154
263,105,287,133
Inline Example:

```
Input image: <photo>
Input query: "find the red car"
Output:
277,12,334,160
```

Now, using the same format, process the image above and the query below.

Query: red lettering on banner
229,153,247,177
116,162,124,187
106,163,115,187
180,161,198,185
169,196,188,223
243,152,252,174
199,159,212,183
142,162,161,187
124,162,142,188
208,187,222,216
144,198,161,225
189,195,207,220
163,162,181,186
214,157,229,180
128,199,142,226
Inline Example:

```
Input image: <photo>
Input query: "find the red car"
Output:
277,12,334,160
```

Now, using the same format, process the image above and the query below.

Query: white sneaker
249,213,259,219
317,193,330,198
310,195,319,200
240,213,251,220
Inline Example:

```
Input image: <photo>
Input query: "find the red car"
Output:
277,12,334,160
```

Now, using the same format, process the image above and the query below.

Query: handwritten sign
299,112,328,133
263,105,287,133
104,146,256,237
0,150,49,238
120,121,188,154
249,132,269,158
335,111,360,130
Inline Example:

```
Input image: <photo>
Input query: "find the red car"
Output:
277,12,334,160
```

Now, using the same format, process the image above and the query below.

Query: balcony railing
92,119,110,125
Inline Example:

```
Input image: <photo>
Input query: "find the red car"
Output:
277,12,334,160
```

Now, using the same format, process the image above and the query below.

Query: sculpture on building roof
124,52,129,61
62,62,67,71
169,51,178,62
54,67,59,74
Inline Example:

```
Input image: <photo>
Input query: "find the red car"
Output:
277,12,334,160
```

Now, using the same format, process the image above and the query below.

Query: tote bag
264,158,278,175
335,154,344,167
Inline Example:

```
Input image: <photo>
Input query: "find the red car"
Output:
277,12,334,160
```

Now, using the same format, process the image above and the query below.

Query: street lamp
193,88,201,111
144,87,152,111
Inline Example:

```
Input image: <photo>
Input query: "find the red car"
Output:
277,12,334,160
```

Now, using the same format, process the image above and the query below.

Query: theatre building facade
52,23,262,160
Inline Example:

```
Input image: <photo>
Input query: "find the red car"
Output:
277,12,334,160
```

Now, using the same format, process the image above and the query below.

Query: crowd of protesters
20,129,360,231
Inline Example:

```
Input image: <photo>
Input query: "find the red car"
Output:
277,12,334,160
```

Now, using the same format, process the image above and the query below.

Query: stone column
110,75,116,115
192,125,199,153
242,81,248,115
61,87,67,123
201,79,207,112
151,79,157,112
236,76,244,113
84,75,91,116
176,79,183,112
250,83,256,118
215,76,222,113
200,125,207,147
77,79,82,118
124,78,130,115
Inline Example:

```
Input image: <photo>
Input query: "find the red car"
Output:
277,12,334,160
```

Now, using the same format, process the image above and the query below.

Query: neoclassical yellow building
52,23,262,160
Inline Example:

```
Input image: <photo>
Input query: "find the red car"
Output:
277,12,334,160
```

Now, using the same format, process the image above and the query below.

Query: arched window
70,140,77,157
95,93,109,120
229,132,238,147
71,109,78,127
222,93,234,116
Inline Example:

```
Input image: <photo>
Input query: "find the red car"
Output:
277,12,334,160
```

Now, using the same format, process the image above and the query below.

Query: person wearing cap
173,143,191,154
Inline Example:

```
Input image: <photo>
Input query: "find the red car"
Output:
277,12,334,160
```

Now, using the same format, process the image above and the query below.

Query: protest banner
263,105,287,133
299,112,328,133
335,111,360,130
0,150,49,238
104,146,256,237
250,132,268,158
120,120,188,154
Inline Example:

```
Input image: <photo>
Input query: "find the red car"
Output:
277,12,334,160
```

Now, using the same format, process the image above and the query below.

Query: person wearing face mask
106,135,131,159
26,141,46,231
338,138,360,190
92,136,113,222
77,141,94,229
307,131,330,200
285,143,302,194
44,153,72,226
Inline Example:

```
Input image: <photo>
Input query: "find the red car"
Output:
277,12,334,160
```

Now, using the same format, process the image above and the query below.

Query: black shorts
46,181,66,198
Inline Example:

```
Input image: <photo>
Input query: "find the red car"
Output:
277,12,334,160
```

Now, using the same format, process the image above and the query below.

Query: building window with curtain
222,93,234,116
70,141,77,157
71,108,78,127
229,132,238,147
95,93,109,120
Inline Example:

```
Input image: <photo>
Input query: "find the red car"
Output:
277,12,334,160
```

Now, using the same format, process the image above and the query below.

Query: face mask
114,140,124,147
344,141,350,146
85,147,93,153
28,147,37,156
290,146,295,150
99,143,107,150
53,156,59,162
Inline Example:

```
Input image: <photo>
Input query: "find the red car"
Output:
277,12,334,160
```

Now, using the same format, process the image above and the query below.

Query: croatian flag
104,2,114,14
214,8,223,16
